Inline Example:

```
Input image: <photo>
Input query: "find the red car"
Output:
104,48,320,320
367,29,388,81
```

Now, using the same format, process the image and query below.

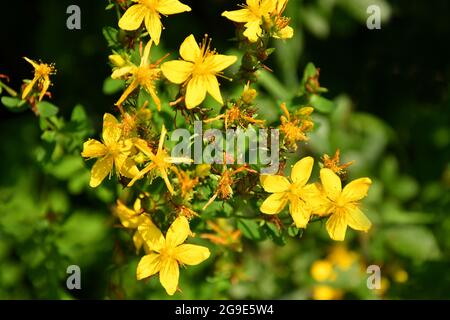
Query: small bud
109,54,126,67
242,84,257,104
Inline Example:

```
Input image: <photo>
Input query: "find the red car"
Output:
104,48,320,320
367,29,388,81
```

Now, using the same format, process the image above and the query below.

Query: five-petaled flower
127,124,192,194
112,41,162,110
317,168,372,241
136,216,210,295
81,113,138,187
260,156,319,228
22,57,56,102
118,0,191,45
161,34,237,109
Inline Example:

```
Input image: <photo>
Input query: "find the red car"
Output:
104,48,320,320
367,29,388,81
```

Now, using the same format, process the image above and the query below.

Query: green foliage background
0,0,449,299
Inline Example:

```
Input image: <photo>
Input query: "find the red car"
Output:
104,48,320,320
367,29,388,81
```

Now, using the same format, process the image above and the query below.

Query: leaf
37,101,59,118
1,96,28,112
103,77,124,95
263,222,286,245
103,26,119,48
237,219,265,241
383,226,441,261
309,94,335,113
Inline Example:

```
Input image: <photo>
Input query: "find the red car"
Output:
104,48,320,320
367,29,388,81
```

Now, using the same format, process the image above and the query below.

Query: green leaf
37,101,59,118
383,226,441,261
103,77,124,95
102,26,119,48
309,94,334,113
237,219,265,241
1,96,28,112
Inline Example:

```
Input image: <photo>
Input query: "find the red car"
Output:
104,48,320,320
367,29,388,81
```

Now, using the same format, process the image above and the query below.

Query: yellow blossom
327,245,358,270
118,0,191,45
81,113,138,187
272,0,294,40
280,103,314,151
127,124,192,194
317,168,372,241
112,41,161,110
260,156,319,228
114,199,155,253
312,285,343,300
161,34,237,109
22,57,56,102
310,260,336,282
136,216,210,295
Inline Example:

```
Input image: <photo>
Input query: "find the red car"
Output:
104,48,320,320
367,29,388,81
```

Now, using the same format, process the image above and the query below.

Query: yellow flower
112,41,161,110
280,103,314,151
114,199,155,253
127,124,192,194
327,245,358,270
318,168,372,241
81,113,138,187
136,216,210,295
310,260,336,282
161,34,237,109
22,57,56,102
312,285,343,300
118,0,191,45
222,0,277,42
272,0,294,40
260,156,318,228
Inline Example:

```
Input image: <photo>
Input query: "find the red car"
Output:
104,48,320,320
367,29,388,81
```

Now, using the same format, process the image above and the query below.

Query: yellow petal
179,34,200,62
102,113,121,146
138,219,166,251
39,76,51,101
320,168,342,201
81,139,107,158
326,213,347,241
111,66,135,79
89,155,114,188
261,0,277,13
290,156,314,187
23,57,40,69
158,124,167,153
119,157,140,178
204,54,237,74
260,192,288,214
118,4,147,31
276,26,294,39
243,20,262,42
145,12,162,45
222,8,253,23
159,257,179,295
174,244,210,265
204,74,223,105
166,216,191,248
22,77,38,100
341,177,372,203
116,78,139,106
133,230,145,253
140,40,153,66
143,81,161,111
157,0,191,15
276,0,288,13
185,76,207,109
289,198,310,228
260,175,290,193
346,205,372,232
127,163,155,187
115,200,143,228
161,60,193,84
136,253,161,280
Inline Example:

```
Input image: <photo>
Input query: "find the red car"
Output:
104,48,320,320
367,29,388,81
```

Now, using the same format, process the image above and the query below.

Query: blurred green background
0,0,449,299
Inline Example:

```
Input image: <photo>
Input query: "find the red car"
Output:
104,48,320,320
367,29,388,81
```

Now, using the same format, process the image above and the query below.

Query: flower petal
89,155,114,188
260,192,288,214
161,60,193,84
320,168,342,201
136,253,161,280
138,219,166,252
204,54,237,74
22,76,38,100
185,76,207,109
260,175,290,193
81,139,107,158
102,113,121,145
174,244,210,265
118,4,146,31
291,156,314,186
326,213,347,241
204,74,223,105
243,20,262,42
157,0,191,15
179,34,200,62
166,216,191,248
341,177,372,203
346,205,372,232
159,257,179,295
145,12,162,45
111,66,135,79
39,76,51,101
222,8,253,23
289,198,311,228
